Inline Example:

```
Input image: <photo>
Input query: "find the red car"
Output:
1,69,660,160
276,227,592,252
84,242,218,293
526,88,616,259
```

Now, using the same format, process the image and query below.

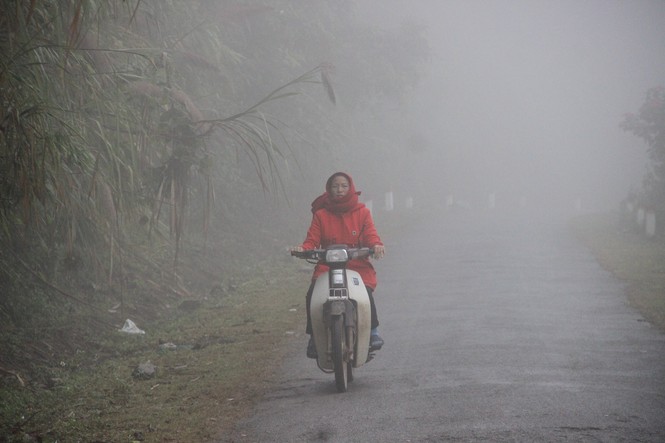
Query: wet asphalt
223,209,665,442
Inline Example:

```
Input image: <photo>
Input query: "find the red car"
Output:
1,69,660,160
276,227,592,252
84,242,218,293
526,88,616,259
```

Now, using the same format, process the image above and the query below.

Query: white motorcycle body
310,269,372,370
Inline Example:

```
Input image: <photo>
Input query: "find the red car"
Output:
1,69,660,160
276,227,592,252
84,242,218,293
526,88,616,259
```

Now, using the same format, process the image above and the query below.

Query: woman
292,172,386,358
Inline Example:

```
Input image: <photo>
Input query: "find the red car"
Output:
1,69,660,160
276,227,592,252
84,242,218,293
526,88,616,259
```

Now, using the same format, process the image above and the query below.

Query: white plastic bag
119,319,145,335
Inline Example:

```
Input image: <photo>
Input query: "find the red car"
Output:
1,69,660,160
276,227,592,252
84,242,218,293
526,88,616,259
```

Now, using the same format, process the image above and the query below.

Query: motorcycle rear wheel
331,316,348,392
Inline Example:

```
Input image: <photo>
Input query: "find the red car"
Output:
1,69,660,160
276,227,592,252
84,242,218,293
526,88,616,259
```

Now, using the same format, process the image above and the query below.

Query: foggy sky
358,0,665,212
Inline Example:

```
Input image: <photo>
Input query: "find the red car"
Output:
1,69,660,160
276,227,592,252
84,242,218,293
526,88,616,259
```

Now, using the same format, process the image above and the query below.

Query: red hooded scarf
311,172,364,214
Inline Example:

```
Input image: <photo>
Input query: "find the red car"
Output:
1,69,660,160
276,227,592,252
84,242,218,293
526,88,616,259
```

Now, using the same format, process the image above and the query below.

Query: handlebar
290,249,322,260
290,246,374,261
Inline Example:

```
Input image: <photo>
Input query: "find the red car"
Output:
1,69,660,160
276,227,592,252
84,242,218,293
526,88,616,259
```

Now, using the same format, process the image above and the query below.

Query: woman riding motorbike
291,172,385,358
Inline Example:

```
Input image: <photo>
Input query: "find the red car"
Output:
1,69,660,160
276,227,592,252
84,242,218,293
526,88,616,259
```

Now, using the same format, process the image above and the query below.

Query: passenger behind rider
291,172,385,358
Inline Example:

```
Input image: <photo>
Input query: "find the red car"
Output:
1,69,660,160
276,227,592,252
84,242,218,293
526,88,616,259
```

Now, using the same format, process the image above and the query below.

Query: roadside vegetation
574,82,665,332
570,212,665,332
0,256,309,442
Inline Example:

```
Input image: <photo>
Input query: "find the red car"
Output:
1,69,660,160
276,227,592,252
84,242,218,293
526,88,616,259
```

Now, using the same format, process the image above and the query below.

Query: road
223,209,665,442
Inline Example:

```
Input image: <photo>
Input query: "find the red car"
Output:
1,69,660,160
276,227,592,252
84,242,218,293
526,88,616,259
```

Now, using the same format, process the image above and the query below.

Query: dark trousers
305,280,379,335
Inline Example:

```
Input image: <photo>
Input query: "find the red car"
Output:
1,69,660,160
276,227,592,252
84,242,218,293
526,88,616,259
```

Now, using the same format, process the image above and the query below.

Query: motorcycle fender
310,270,371,370
346,270,371,368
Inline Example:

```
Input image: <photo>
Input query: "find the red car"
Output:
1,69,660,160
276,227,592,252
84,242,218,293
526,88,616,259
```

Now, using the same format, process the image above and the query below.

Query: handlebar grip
290,249,318,259
290,250,306,258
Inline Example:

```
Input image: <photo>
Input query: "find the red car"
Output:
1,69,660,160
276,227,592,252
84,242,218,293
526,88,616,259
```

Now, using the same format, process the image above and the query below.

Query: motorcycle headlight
325,249,348,263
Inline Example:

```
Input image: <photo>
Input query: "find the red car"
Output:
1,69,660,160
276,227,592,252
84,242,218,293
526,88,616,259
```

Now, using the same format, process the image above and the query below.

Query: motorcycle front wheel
331,316,348,392
346,326,354,383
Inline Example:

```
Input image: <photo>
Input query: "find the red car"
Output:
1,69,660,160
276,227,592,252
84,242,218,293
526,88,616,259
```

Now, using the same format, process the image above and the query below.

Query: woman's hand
373,245,385,259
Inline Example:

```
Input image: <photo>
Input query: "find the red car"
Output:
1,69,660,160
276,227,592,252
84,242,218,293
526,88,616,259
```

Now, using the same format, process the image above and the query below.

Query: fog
354,0,665,214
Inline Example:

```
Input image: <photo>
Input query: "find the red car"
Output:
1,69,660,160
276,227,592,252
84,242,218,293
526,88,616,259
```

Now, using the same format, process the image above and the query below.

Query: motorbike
291,245,376,392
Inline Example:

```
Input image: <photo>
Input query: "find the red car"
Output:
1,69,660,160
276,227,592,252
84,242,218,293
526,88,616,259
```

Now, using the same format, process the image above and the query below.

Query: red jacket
300,205,383,289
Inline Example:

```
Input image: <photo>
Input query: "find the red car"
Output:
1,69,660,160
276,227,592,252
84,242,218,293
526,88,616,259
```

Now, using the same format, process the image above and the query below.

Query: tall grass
0,0,335,304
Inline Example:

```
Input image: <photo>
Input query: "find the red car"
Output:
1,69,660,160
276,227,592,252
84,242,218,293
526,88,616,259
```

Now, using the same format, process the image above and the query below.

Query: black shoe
370,334,384,351
307,336,318,359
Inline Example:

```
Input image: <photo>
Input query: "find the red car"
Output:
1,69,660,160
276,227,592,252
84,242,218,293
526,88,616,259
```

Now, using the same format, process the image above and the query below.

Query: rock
132,361,156,379
159,342,178,351
159,342,177,351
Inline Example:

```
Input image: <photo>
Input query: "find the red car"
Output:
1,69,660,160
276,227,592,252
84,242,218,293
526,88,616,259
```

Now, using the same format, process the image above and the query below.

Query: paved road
224,210,665,442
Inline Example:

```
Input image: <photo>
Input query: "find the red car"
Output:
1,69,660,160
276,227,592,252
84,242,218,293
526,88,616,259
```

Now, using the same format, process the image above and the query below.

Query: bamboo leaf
68,0,84,48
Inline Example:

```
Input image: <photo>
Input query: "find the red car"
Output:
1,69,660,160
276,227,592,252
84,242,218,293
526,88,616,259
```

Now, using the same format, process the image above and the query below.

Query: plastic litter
119,319,145,335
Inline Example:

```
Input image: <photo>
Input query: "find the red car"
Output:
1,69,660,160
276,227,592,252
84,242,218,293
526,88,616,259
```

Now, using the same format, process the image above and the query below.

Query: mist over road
225,209,665,442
